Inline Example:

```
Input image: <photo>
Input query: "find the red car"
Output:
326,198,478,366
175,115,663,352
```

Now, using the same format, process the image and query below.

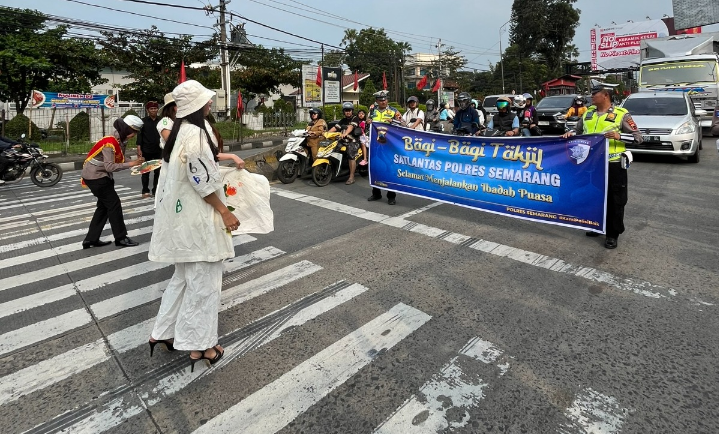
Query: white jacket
149,121,234,263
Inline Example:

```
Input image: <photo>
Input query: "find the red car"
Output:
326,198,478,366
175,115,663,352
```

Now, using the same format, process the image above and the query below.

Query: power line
228,10,343,50
114,0,209,11
61,0,213,29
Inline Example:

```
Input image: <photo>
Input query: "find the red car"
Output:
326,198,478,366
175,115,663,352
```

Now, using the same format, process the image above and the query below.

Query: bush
122,109,140,118
323,104,369,121
69,111,90,141
4,114,41,140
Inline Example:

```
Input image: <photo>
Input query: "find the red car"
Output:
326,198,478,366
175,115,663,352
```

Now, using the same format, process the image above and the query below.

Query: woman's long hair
162,107,218,163
161,102,177,120
113,118,135,143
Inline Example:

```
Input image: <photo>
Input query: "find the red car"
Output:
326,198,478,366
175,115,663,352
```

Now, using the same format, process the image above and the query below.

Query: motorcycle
0,134,62,187
311,132,367,187
565,116,580,133
276,129,313,184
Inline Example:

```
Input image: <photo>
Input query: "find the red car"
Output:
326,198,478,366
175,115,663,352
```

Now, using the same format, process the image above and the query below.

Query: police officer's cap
590,85,613,95
373,90,389,101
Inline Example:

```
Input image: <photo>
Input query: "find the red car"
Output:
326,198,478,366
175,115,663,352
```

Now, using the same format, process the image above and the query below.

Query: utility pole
499,19,511,94
436,39,443,104
217,0,231,119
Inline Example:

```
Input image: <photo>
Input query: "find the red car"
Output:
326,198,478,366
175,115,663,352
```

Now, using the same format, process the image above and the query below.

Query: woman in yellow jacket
566,95,588,118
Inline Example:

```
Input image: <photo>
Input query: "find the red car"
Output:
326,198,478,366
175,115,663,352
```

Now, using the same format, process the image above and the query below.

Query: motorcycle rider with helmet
402,96,425,130
486,96,520,136
424,99,440,131
329,102,361,185
515,93,540,136
305,107,327,160
566,95,587,118
470,99,486,127
453,92,482,135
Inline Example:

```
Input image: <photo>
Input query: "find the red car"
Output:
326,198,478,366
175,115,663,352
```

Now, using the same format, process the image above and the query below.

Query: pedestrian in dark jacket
136,100,162,197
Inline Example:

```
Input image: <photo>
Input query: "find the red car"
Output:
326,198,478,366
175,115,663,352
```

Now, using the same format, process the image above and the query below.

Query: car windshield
483,97,499,107
535,96,575,110
621,97,688,116
640,60,718,86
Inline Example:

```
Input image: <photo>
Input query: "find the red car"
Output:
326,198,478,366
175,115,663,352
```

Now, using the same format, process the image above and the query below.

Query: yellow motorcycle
311,131,366,187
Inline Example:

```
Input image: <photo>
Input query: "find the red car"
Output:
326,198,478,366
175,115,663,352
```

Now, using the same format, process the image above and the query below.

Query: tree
229,46,302,96
359,79,377,107
98,26,218,103
509,0,580,74
321,50,345,68
340,28,411,100
0,7,106,114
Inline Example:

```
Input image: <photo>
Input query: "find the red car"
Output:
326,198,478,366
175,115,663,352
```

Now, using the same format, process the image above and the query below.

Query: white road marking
271,188,680,301
0,226,154,270
0,187,130,210
0,309,93,356
0,261,323,405
91,247,285,319
192,303,431,434
396,201,442,220
373,337,509,433
557,388,628,434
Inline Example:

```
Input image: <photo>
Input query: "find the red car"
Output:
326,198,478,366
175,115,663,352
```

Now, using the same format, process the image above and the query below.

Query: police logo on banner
375,126,389,143
567,139,592,165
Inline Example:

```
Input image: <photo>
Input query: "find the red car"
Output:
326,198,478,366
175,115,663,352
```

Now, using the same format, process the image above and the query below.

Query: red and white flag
382,71,388,90
315,65,322,87
431,78,441,92
236,89,244,118
416,75,428,90
353,70,359,91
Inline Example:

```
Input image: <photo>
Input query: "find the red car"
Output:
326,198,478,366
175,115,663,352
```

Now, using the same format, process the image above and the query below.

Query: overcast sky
6,0,719,72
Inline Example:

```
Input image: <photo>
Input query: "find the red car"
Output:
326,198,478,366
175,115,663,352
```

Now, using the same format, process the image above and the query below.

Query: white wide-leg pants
151,261,223,351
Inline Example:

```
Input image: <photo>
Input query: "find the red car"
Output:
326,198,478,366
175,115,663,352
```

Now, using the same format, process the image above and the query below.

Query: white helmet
123,114,144,131
513,95,526,109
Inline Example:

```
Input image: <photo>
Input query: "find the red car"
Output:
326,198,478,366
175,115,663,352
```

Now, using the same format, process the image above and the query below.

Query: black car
534,94,577,132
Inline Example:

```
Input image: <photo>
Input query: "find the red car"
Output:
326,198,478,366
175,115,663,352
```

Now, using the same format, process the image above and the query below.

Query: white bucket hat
163,92,175,106
123,114,144,131
173,80,215,118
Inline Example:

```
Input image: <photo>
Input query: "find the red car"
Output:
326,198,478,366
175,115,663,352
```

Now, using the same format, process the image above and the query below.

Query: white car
620,92,706,163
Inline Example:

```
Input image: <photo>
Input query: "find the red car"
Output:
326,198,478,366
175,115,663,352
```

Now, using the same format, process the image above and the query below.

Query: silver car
620,92,707,163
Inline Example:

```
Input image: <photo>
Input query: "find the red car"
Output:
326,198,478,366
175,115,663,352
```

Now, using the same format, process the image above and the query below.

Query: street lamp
499,19,511,94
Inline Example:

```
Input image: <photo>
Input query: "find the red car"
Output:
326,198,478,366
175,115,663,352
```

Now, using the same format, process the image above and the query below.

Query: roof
341,73,370,90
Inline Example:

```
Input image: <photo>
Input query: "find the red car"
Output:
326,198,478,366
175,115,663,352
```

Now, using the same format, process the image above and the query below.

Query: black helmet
342,102,354,111
426,99,435,111
309,107,323,119
457,92,471,110
574,95,584,104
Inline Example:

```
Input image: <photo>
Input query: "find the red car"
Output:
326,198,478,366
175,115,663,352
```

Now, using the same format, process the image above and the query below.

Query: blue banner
369,123,608,232
29,91,116,109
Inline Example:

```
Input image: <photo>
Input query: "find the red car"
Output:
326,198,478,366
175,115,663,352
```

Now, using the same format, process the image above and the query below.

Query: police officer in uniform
563,84,643,249
367,90,400,204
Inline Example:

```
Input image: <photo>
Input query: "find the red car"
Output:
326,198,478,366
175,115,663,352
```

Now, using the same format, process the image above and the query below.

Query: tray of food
130,159,163,175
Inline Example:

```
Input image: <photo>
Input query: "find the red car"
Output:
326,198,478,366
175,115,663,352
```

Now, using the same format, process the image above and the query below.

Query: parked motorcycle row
0,134,63,187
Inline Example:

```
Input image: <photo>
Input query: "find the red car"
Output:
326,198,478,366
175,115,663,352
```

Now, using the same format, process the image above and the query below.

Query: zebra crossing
0,173,634,433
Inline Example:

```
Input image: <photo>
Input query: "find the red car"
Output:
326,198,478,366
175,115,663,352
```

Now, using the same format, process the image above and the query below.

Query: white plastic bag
219,167,274,234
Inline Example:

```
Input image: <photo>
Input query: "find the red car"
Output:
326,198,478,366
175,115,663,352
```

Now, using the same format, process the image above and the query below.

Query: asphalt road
0,136,717,434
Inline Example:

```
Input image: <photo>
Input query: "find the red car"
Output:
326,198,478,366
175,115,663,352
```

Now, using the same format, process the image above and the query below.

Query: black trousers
84,177,127,242
606,162,628,239
140,151,162,195
371,187,396,200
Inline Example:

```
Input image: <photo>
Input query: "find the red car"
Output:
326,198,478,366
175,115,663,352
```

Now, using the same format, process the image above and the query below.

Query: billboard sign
29,91,116,109
591,20,671,70
322,67,342,104
301,64,322,108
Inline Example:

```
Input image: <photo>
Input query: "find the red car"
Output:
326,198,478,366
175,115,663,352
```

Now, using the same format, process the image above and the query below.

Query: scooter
276,129,312,184
565,116,580,133
311,132,366,187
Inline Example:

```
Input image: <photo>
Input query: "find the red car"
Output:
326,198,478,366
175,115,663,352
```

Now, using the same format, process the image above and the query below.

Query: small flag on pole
315,65,322,87
353,70,359,91
431,78,441,92
236,89,244,118
382,71,387,90
416,75,428,90
178,60,187,84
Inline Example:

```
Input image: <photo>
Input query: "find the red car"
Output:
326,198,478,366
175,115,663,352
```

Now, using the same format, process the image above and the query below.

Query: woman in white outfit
148,80,240,371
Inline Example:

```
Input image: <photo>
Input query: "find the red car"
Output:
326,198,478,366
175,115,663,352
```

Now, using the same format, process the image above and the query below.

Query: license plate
642,135,660,142
538,121,549,126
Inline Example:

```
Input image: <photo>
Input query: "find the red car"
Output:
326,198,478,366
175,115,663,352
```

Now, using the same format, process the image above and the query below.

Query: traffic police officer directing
562,84,643,249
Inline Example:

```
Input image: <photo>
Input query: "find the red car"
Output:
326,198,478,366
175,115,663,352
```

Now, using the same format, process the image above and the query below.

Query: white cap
123,114,144,130
173,80,215,118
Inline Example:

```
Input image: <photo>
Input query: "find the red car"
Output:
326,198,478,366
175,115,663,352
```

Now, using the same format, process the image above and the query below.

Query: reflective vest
370,106,398,124
581,105,627,161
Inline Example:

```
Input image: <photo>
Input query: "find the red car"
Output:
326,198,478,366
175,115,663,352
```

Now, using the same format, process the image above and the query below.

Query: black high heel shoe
189,345,224,372
148,338,175,356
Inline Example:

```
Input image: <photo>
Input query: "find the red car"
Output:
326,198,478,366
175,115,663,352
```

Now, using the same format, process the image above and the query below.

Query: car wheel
687,148,700,164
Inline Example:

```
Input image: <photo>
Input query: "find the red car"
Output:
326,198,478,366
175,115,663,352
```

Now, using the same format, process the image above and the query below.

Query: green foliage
0,7,106,114
359,80,377,107
122,109,140,118
340,28,411,98
98,26,218,103
68,111,90,141
322,105,368,121
510,0,580,74
389,102,403,112
4,114,40,139
230,46,302,96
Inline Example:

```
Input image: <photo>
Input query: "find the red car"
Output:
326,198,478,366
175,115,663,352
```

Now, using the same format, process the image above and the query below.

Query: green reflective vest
582,105,627,161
